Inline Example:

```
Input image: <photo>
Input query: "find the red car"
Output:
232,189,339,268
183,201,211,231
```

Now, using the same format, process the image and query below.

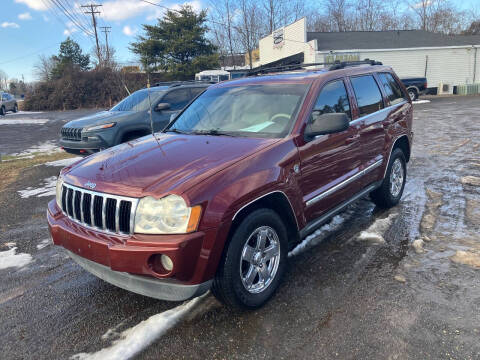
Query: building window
378,73,406,105
350,75,384,117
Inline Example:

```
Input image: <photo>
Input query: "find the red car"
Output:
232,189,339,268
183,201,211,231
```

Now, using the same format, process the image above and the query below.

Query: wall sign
273,28,285,48
324,52,361,64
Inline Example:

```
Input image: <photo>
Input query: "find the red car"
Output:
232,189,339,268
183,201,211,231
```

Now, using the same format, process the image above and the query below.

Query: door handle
345,135,359,144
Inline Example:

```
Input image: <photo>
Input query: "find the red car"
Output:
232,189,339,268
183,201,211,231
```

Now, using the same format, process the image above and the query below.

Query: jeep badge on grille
84,181,96,189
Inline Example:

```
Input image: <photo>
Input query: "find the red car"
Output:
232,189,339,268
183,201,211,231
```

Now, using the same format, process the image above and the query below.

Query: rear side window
311,80,351,121
378,73,406,105
162,89,192,110
350,75,384,117
190,87,206,98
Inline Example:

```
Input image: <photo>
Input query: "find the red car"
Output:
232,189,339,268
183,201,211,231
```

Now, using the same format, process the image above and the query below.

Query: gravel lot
0,98,479,360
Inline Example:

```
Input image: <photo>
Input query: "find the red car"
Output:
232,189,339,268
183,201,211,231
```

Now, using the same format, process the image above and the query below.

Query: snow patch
357,213,398,244
71,294,207,360
5,111,43,116
0,118,49,125
288,215,345,257
450,250,480,268
37,238,51,250
44,157,82,167
0,246,32,270
461,176,480,186
412,239,425,254
18,176,57,198
9,140,61,156
412,100,431,104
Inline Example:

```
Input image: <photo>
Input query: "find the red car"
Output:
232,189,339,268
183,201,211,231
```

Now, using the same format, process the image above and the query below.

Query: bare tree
0,69,7,91
34,55,57,82
407,0,466,34
325,0,351,32
209,0,239,68
235,0,263,68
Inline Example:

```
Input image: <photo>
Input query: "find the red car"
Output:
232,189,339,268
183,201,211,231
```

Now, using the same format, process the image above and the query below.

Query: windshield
110,88,167,112
168,84,308,138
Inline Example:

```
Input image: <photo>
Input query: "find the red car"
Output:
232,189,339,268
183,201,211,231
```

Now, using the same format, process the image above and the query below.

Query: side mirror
155,102,171,112
305,112,349,138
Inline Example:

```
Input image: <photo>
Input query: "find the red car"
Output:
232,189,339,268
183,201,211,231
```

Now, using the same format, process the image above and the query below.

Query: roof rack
247,59,383,76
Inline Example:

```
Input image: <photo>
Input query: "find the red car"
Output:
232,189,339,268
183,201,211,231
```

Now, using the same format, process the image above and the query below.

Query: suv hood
63,111,137,128
63,133,279,198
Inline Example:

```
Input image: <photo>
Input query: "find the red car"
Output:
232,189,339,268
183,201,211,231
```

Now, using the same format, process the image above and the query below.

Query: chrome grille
61,127,82,141
60,183,138,235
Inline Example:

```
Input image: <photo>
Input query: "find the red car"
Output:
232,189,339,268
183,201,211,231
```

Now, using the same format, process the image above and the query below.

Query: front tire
371,148,407,208
0,106,5,116
212,208,288,309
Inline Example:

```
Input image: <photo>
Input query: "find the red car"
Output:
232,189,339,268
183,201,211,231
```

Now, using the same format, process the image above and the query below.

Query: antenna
146,85,154,137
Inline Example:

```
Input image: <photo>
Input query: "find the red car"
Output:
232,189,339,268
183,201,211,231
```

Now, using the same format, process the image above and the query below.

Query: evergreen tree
51,38,90,79
130,5,219,79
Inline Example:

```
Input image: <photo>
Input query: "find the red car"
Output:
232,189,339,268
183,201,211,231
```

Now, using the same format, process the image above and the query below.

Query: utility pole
100,26,111,63
81,4,102,65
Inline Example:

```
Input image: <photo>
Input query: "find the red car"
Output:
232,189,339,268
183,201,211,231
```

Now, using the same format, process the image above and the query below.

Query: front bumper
67,250,211,301
47,200,213,301
59,137,106,153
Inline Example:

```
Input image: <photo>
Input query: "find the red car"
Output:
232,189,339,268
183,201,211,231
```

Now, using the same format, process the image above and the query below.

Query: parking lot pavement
0,109,98,156
1,97,479,360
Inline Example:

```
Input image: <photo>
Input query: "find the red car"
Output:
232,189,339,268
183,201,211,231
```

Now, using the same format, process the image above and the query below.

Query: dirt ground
0,97,479,360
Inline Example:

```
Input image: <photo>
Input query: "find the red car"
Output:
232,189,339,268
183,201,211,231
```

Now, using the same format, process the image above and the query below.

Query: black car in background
60,82,210,155
400,77,428,101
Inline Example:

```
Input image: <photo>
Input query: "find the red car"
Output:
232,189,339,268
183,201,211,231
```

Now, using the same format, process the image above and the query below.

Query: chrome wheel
240,226,281,294
389,158,404,197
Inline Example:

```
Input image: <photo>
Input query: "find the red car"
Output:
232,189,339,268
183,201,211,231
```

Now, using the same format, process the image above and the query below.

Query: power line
59,0,95,36
81,4,103,64
49,0,94,36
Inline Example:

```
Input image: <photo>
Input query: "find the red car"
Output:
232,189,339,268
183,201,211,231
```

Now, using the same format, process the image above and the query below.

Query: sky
0,0,478,82
0,0,201,82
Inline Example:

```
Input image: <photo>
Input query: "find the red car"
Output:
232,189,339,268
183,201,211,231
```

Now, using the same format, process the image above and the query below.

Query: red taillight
424,82,428,88
80,149,86,153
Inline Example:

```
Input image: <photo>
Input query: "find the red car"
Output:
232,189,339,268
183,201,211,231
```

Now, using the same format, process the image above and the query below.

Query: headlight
84,122,116,132
134,195,202,234
56,177,64,209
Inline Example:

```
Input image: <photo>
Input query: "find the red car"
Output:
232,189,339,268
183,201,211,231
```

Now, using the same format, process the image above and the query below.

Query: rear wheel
212,208,288,309
371,148,406,208
0,106,5,116
13,103,18,113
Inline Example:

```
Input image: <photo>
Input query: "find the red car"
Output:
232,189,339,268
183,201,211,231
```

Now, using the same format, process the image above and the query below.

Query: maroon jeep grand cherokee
47,62,413,309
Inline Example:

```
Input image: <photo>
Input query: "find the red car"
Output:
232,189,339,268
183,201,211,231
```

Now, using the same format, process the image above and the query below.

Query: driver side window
311,80,351,124
162,89,191,111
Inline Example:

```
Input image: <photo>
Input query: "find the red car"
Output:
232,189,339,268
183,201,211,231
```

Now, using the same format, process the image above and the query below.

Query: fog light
160,254,173,271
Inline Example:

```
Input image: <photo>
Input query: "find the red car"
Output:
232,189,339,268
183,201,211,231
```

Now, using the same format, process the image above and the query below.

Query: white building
258,18,480,93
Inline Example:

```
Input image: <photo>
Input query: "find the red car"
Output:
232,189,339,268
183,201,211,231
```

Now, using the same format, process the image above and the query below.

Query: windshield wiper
165,128,191,135
191,129,236,137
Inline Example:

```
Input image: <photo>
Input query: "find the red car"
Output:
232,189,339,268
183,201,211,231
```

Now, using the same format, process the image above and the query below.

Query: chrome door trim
305,158,383,207
350,100,407,126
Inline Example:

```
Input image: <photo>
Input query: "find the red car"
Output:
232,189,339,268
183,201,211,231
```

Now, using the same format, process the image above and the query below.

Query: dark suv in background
60,82,209,155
